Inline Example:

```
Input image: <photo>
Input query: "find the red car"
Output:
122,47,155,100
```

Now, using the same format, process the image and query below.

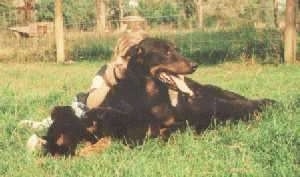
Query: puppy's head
50,106,76,122
45,106,91,156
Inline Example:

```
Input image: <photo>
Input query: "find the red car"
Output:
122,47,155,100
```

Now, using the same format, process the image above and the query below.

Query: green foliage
138,0,180,26
0,0,14,27
1,0,278,30
62,0,95,29
203,0,275,28
36,0,54,21
70,36,117,61
37,0,95,29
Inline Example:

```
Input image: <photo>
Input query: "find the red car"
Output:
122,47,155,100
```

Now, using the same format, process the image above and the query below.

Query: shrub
138,0,180,26
70,36,116,61
37,0,95,29
163,27,282,64
67,27,282,64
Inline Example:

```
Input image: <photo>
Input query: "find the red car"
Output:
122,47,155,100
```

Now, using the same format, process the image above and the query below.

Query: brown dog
44,38,197,156
86,31,148,109
102,37,198,134
44,37,275,156
106,37,275,133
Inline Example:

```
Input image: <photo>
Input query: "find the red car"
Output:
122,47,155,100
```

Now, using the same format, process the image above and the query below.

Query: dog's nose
191,62,198,71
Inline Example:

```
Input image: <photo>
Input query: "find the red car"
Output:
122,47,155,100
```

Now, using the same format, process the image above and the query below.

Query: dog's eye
166,51,171,56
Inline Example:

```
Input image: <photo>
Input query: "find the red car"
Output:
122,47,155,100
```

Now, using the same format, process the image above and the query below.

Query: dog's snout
191,62,198,71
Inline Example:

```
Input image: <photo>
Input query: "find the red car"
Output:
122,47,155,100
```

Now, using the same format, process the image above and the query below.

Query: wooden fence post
284,0,296,64
55,0,65,63
195,0,204,29
96,0,106,35
119,0,124,29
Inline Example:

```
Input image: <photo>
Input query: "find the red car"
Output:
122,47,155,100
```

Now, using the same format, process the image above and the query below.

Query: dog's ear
123,44,144,60
51,106,61,121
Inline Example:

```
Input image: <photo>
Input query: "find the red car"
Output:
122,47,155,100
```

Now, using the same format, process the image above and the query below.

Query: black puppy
44,106,97,156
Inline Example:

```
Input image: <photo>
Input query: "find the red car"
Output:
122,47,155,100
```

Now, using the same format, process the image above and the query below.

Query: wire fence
0,1,298,64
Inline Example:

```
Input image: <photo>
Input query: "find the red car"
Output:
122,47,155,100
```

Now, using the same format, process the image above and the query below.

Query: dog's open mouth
158,72,194,96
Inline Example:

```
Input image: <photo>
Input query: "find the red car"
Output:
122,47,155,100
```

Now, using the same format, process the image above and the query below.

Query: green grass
0,62,299,177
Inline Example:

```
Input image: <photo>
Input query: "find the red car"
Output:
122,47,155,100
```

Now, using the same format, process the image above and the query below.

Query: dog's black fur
44,37,275,156
95,38,198,138
174,78,275,132
107,38,275,134
44,106,97,156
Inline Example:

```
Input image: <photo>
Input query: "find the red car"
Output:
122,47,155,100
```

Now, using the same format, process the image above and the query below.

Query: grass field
0,62,299,177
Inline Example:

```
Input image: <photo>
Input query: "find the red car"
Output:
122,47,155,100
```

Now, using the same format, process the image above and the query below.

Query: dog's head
103,32,147,86
45,106,97,156
124,38,198,95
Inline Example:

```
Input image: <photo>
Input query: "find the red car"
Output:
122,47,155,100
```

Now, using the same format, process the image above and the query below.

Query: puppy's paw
26,134,47,152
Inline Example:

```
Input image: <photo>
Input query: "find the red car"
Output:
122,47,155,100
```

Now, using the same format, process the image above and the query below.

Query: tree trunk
195,0,204,29
119,0,124,29
96,0,106,35
273,0,279,28
284,0,296,64
55,0,65,63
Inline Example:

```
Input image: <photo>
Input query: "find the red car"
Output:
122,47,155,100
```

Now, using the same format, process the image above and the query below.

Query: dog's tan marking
163,116,176,127
86,121,97,134
56,134,70,146
78,137,111,157
145,80,159,97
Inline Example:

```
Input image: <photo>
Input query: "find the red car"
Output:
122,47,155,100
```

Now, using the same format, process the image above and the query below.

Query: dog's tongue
170,74,194,96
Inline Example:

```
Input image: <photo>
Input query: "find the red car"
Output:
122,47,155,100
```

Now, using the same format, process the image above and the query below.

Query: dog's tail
256,98,278,111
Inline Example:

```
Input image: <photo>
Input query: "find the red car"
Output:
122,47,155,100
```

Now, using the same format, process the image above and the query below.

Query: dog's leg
147,121,161,138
